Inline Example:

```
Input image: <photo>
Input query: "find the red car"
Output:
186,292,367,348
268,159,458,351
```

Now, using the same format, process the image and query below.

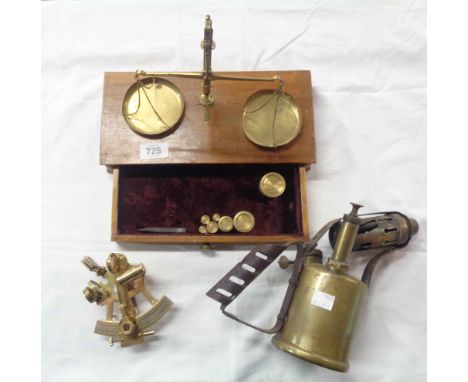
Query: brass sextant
122,15,302,147
207,203,419,371
82,253,173,347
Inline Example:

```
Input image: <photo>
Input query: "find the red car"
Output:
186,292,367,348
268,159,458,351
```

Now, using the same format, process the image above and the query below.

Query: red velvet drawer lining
117,164,303,236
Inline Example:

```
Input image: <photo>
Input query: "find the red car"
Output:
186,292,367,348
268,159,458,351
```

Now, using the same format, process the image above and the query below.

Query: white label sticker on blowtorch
140,142,169,160
311,290,335,311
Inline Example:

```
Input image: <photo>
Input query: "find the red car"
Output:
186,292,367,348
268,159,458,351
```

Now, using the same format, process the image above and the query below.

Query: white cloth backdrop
42,1,426,381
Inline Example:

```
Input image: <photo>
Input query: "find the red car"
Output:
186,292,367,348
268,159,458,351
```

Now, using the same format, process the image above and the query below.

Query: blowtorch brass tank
272,255,367,371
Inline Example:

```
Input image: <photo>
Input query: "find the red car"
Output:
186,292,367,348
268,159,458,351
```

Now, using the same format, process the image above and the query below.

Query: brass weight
206,221,219,234
233,211,255,233
218,216,234,232
200,215,211,225
259,172,286,198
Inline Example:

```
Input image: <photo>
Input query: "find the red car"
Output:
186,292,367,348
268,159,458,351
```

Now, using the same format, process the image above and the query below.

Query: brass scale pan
122,77,185,136
122,77,302,148
242,89,302,148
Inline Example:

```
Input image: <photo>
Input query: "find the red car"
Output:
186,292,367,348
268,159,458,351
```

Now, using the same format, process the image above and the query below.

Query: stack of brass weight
199,211,255,234
197,172,286,235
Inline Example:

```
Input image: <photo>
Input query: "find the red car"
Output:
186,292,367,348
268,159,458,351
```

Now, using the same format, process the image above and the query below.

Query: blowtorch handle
206,217,342,334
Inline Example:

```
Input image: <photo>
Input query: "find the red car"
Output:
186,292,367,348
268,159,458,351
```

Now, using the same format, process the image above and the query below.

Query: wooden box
101,71,315,244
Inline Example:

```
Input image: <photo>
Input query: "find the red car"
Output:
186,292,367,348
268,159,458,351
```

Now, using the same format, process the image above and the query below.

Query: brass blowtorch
207,203,418,371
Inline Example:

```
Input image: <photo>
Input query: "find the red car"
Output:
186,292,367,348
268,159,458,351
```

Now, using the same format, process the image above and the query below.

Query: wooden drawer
111,164,309,244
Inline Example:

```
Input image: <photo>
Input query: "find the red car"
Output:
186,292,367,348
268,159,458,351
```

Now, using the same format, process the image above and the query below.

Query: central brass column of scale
122,15,303,149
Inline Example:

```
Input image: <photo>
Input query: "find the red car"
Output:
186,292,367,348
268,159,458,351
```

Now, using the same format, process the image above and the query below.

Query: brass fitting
327,203,363,272
83,280,109,304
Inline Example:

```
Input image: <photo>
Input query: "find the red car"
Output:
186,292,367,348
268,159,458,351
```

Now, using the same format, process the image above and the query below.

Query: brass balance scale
121,15,302,148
